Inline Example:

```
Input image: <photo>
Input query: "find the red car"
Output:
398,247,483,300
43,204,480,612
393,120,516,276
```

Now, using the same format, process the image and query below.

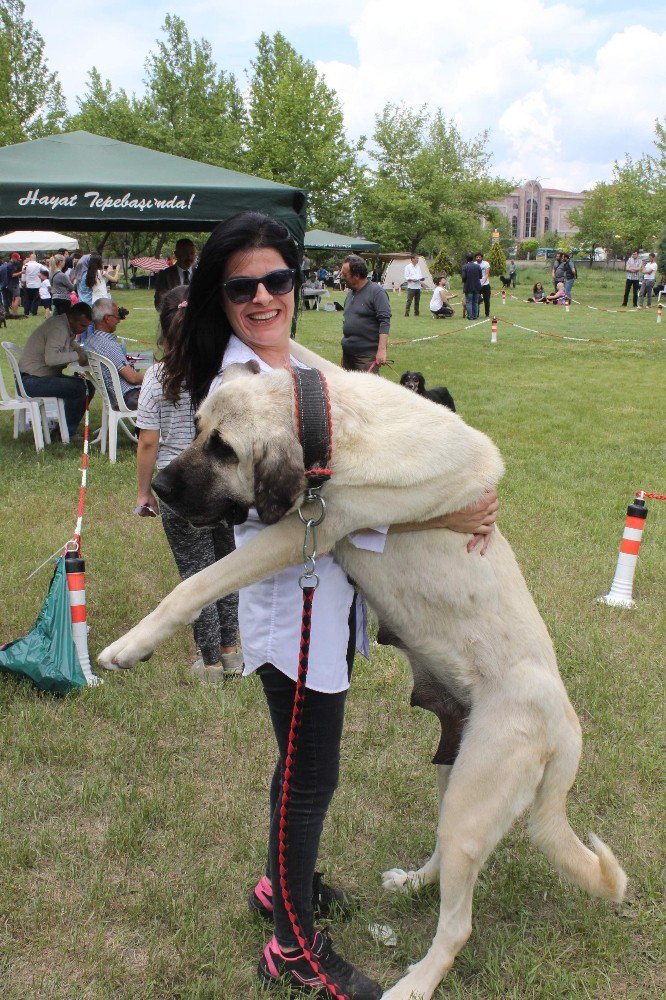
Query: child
38,268,52,316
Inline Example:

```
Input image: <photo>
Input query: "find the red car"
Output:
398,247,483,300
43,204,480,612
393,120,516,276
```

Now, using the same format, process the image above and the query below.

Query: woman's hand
134,491,159,517
390,488,499,555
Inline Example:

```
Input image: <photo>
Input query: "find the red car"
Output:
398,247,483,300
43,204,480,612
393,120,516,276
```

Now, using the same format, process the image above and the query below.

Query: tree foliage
487,241,506,277
357,104,512,255
245,32,362,229
0,0,66,145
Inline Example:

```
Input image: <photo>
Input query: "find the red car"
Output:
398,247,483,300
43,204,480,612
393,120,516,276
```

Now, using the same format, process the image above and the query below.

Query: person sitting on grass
544,281,566,305
527,281,547,303
429,275,456,318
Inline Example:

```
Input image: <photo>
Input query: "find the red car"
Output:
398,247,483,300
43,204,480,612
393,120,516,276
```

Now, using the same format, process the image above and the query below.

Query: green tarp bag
0,558,86,694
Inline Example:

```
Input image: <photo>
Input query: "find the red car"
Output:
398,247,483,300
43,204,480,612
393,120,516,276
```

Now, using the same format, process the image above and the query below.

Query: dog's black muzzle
152,464,249,527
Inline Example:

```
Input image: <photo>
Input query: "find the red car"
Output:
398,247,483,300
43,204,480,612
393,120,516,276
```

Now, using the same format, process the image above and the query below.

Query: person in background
85,299,144,409
429,275,456,318
461,252,482,320
22,252,43,316
622,250,642,308
135,285,242,681
340,254,391,371
38,268,52,316
475,251,491,317
404,253,424,316
638,253,657,308
51,254,76,315
153,238,197,310
527,281,547,302
87,254,119,304
18,302,94,439
509,259,517,287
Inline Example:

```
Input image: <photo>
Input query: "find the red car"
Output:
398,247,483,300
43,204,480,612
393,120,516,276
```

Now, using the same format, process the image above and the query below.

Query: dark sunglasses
223,268,296,304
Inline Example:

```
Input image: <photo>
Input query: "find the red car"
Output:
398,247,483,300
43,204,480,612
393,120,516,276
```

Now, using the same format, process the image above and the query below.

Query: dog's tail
527,730,627,903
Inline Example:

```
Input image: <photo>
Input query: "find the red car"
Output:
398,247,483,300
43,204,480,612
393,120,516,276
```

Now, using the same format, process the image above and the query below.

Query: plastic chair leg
55,399,70,444
109,414,118,463
32,403,45,450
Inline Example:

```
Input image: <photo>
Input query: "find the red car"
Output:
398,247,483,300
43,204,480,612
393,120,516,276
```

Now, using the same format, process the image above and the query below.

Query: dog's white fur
99,343,626,999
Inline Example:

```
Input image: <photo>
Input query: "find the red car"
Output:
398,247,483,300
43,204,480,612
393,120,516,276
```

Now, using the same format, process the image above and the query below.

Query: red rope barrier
277,587,349,1000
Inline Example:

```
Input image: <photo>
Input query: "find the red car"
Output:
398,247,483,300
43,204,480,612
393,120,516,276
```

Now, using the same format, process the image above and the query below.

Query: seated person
18,302,95,439
429,276,456,318
302,271,324,309
527,281,547,302
85,298,144,409
544,281,566,304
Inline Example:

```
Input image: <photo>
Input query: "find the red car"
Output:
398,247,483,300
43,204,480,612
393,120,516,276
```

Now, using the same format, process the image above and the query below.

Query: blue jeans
564,279,574,300
465,291,479,320
20,373,94,437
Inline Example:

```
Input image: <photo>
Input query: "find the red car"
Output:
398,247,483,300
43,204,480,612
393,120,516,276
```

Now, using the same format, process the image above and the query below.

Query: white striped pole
65,549,101,685
597,494,648,608
490,316,498,344
501,289,506,306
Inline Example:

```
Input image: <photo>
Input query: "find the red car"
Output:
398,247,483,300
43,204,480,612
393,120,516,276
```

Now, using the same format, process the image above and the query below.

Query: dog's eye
206,430,238,463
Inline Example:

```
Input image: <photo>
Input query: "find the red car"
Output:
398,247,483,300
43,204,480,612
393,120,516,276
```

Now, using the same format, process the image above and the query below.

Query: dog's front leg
98,514,341,671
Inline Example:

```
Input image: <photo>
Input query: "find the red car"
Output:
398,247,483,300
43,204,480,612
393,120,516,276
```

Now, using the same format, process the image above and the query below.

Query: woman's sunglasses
223,268,296,304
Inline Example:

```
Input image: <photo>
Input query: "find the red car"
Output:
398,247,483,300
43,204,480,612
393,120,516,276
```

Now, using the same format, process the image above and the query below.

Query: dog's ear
253,432,306,524
222,360,261,383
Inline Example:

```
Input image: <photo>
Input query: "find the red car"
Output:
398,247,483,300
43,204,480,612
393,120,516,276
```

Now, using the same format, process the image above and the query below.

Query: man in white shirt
22,253,44,316
153,238,197,310
404,253,424,317
475,252,492,318
638,253,657,308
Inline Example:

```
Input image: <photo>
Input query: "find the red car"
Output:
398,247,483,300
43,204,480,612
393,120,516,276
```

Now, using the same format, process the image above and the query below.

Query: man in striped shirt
86,298,144,408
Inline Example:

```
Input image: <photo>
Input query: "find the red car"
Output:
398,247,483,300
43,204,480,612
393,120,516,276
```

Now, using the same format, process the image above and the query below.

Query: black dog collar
291,367,332,489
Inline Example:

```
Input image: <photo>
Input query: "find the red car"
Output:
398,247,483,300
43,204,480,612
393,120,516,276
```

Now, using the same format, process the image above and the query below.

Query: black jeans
21,373,94,437
480,284,491,317
622,279,639,307
258,601,356,948
23,287,40,316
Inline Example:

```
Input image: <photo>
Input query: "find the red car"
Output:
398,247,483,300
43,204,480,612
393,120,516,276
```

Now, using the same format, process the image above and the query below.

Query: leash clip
297,488,326,590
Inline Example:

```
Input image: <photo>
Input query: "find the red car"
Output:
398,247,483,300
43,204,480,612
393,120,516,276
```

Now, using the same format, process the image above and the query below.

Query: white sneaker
220,649,244,676
191,658,225,683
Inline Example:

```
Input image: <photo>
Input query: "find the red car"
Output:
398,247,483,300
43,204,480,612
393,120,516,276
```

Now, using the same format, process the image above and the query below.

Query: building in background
489,180,586,242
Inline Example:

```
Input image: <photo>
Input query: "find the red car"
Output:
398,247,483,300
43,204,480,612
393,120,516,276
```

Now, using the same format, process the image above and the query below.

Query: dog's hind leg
383,764,451,893
528,717,627,903
383,710,547,1000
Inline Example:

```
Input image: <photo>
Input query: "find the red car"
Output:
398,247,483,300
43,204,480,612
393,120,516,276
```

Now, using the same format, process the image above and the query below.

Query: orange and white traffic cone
657,304,663,324
490,316,498,343
65,548,101,684
501,289,506,305
597,494,648,608
565,296,570,313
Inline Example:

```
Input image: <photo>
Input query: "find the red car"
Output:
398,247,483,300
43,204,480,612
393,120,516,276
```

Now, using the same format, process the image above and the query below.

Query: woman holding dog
162,212,498,998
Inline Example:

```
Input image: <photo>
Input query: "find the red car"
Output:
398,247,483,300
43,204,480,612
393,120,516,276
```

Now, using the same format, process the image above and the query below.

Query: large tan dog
99,345,626,1000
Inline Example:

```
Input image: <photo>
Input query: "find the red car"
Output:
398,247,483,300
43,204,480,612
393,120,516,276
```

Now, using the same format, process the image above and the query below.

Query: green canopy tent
0,131,307,240
304,229,380,253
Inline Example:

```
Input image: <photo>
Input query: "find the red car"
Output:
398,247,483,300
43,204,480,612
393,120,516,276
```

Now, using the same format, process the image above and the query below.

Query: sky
28,0,666,193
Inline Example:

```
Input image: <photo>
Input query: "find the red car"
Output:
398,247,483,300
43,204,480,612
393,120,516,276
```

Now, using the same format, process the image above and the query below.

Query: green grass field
0,268,664,999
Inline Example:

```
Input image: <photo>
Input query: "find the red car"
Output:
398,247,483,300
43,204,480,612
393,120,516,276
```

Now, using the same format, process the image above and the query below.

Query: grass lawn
0,267,664,998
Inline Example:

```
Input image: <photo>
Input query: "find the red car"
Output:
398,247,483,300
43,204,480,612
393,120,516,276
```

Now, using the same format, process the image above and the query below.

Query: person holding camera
18,302,95,440
85,298,144,409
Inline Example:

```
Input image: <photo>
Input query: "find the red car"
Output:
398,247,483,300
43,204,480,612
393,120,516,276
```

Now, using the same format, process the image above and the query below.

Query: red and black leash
277,367,348,999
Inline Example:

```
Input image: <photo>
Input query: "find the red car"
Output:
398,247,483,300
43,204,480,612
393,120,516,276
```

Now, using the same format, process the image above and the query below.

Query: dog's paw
97,627,155,671
381,977,428,999
382,868,410,892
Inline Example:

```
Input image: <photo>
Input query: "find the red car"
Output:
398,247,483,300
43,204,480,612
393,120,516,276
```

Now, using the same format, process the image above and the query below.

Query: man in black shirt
461,254,482,320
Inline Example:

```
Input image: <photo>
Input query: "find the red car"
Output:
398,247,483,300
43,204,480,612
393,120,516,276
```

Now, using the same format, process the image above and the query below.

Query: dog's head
400,371,426,395
152,363,307,527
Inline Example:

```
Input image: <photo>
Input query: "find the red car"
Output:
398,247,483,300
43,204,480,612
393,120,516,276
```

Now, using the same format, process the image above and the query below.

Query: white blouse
210,335,387,693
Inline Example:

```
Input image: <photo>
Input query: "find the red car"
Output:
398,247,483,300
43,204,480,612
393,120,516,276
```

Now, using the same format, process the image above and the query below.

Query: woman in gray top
50,254,76,315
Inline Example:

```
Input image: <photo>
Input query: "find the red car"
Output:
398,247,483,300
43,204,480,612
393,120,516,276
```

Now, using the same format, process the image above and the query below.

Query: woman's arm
390,488,499,555
136,429,160,513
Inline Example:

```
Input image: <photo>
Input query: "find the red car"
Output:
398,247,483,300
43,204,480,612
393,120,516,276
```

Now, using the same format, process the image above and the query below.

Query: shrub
488,241,506,277
431,247,454,280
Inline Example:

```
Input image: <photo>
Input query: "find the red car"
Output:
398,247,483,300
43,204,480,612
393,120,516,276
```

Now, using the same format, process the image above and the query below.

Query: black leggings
258,599,356,948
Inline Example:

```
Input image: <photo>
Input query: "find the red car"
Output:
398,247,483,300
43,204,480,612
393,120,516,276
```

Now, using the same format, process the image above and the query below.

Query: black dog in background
399,371,456,411
499,275,512,288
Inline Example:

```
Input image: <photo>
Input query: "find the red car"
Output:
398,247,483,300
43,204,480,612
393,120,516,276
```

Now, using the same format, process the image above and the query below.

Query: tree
487,242,506,277
0,0,66,145
517,238,539,260
246,32,362,228
431,247,454,279
357,104,512,255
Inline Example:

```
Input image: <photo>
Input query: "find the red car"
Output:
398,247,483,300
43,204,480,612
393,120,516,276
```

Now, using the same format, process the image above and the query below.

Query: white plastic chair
0,357,49,450
1,341,70,446
85,350,138,463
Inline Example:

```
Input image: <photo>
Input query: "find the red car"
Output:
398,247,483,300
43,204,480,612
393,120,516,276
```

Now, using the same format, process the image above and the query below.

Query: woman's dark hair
85,253,103,288
533,281,543,293
159,284,190,403
167,212,301,408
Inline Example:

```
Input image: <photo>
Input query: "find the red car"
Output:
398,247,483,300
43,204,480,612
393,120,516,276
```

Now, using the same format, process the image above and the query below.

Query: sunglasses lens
224,270,295,303
264,270,295,296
